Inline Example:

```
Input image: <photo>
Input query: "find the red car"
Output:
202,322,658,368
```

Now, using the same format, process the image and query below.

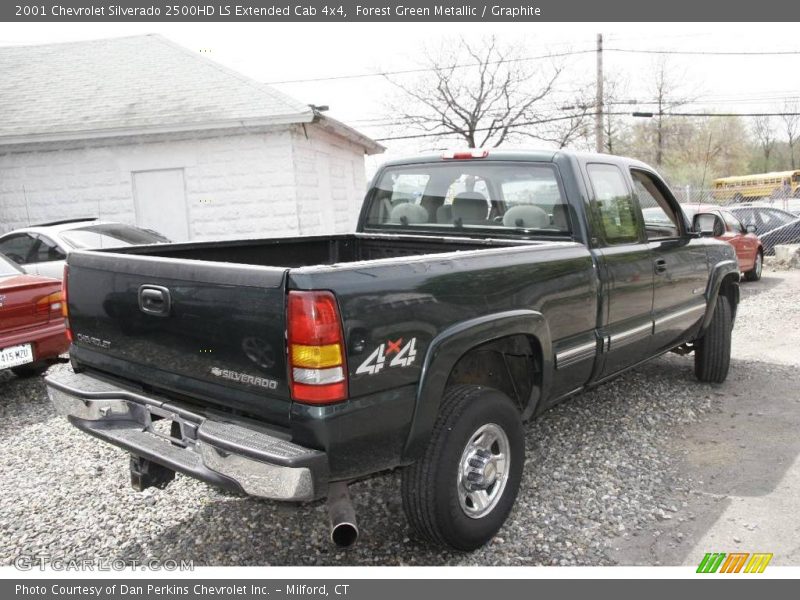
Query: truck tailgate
66,250,291,425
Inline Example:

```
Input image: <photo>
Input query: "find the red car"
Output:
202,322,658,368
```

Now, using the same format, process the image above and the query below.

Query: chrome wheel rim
457,423,510,519
755,253,762,277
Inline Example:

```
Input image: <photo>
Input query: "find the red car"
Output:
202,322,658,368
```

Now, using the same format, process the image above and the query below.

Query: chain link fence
670,187,800,255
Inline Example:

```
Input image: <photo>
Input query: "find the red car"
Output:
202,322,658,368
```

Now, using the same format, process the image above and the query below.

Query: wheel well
719,273,740,322
445,334,542,413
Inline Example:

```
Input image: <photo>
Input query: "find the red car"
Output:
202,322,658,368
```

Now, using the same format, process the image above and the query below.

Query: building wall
290,123,369,236
0,124,368,240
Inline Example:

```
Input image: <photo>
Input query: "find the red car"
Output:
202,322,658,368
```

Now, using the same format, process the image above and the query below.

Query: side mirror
746,223,757,234
693,213,725,237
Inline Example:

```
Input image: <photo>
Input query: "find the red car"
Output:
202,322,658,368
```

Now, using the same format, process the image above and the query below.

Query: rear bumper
1,321,69,362
45,370,328,501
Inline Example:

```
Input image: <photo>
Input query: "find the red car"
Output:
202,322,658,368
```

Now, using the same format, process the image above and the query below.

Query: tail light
62,265,72,343
35,290,63,318
287,291,347,404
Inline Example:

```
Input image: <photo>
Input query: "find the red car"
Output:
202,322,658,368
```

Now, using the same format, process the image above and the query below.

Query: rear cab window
363,161,572,239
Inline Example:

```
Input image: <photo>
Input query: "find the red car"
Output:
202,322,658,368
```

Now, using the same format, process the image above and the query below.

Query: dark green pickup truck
46,150,740,551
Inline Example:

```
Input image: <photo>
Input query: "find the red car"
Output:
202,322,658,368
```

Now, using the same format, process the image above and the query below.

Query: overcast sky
3,22,799,170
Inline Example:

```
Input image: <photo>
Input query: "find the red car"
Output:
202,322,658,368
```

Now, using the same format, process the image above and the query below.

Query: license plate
0,343,34,369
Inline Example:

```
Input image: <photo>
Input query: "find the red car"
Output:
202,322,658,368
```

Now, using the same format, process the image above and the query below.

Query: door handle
654,258,668,274
138,285,171,317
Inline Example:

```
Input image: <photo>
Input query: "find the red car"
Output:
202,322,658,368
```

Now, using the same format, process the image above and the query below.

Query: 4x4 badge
356,337,418,376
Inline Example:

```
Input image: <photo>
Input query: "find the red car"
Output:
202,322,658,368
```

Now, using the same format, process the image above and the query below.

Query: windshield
363,162,571,237
60,224,170,249
0,253,23,277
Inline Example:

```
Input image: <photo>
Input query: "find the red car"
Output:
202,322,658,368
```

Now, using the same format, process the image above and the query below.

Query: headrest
503,205,549,229
389,202,428,225
452,192,489,222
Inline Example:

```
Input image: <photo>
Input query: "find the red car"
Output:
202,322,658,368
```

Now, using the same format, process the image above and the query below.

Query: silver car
0,219,170,279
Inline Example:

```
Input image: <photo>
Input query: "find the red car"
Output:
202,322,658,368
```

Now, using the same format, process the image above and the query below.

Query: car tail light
442,149,489,160
62,265,72,343
287,291,347,404
36,290,63,318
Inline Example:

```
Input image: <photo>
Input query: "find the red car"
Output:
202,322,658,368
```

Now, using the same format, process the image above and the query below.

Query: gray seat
503,205,549,229
551,204,569,230
436,204,453,224
452,192,489,225
389,202,429,225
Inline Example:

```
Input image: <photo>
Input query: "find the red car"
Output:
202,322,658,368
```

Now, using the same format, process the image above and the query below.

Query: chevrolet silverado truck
45,150,740,551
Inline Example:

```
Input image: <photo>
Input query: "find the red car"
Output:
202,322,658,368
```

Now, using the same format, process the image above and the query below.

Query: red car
683,204,764,281
0,253,69,378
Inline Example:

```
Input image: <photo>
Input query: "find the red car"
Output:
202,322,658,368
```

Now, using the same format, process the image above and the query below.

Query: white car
0,219,170,279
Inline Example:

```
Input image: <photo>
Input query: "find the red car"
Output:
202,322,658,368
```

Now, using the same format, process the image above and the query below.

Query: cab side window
631,169,681,240
587,164,640,245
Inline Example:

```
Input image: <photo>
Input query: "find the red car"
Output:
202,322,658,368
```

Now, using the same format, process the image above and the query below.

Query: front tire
694,295,733,383
744,250,763,281
401,385,525,551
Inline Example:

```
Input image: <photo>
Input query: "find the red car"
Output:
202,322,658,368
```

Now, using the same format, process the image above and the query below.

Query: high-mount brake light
442,149,489,160
287,291,347,404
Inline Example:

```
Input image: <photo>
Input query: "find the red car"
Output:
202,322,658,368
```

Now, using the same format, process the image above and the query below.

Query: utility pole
595,33,604,153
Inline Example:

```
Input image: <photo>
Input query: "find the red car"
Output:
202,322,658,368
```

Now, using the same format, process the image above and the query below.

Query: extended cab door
632,169,709,352
585,163,654,379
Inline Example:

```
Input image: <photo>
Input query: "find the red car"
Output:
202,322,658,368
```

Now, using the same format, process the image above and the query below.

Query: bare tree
601,74,630,155
752,115,776,172
651,57,693,166
533,92,593,149
779,100,800,169
384,36,562,148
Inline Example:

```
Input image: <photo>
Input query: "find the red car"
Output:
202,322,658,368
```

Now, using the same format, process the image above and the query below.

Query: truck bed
114,233,535,268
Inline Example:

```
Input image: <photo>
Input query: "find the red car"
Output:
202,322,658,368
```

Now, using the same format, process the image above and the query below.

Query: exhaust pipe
327,481,358,548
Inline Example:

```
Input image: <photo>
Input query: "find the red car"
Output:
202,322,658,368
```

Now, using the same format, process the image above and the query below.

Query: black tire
10,361,49,378
744,250,763,281
401,384,525,551
694,295,732,383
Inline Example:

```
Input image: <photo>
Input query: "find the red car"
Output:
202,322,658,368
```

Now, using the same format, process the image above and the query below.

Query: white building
0,35,383,241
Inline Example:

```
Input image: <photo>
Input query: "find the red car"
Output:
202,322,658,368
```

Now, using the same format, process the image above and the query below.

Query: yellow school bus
713,170,800,202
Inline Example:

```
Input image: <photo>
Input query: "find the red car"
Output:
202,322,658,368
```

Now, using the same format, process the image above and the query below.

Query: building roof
0,34,383,153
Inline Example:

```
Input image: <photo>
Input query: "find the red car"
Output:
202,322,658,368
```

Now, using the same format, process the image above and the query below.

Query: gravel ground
0,270,795,566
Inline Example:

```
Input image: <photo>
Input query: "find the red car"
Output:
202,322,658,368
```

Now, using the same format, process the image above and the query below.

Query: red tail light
287,291,347,404
62,265,73,343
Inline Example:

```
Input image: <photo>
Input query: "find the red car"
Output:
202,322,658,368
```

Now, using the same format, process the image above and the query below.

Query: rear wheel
694,295,733,383
10,361,49,378
401,385,525,551
744,250,763,281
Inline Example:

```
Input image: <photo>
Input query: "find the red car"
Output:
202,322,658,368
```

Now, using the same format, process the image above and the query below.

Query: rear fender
401,310,551,462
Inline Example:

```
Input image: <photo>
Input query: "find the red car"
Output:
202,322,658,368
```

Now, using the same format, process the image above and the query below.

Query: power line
266,46,800,86
606,48,800,56
372,113,598,142
635,111,800,118
371,109,800,142
265,48,595,84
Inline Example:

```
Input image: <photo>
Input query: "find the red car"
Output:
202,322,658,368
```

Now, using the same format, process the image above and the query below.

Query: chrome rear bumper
46,370,328,501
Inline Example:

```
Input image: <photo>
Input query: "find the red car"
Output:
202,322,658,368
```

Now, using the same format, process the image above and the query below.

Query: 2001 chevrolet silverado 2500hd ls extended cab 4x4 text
46,150,740,551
